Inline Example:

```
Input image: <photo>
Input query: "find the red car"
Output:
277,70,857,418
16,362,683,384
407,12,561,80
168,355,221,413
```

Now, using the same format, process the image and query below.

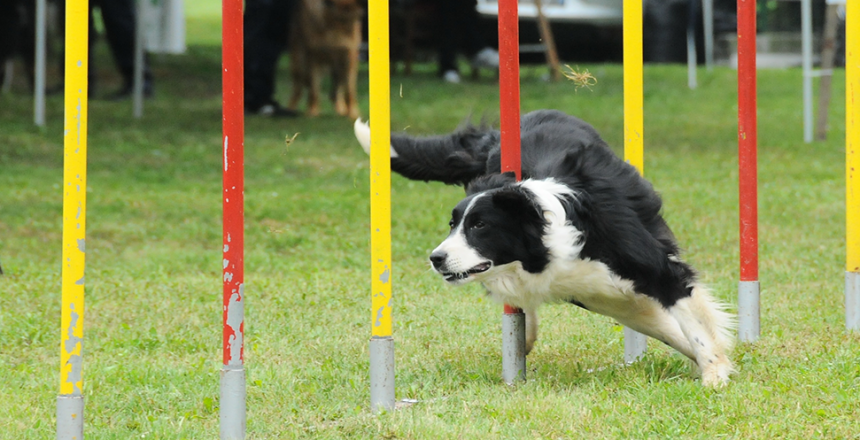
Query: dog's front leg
525,308,538,355
307,63,322,116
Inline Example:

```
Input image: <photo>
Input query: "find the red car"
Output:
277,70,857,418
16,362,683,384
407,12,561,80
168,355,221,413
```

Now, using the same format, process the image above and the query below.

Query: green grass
1,5,859,439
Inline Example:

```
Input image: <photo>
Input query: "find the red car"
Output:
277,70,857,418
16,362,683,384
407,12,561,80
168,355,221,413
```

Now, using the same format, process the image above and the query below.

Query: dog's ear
491,186,542,220
491,186,549,273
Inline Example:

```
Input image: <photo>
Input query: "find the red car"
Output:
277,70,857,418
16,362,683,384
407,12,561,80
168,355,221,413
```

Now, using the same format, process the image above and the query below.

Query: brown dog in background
288,0,362,118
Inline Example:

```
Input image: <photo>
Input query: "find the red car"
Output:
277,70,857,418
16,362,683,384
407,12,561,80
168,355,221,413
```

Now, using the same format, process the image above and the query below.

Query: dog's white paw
700,357,733,388
353,118,398,158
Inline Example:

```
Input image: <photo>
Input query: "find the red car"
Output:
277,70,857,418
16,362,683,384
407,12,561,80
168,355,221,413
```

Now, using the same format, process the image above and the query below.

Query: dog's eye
448,219,455,229
472,221,485,229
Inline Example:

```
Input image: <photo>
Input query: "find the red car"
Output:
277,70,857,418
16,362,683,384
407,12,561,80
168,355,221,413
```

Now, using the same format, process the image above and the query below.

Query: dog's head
429,184,553,285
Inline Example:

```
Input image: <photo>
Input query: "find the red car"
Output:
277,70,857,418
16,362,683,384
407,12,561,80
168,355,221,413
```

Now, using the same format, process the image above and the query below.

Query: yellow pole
623,0,644,174
847,0,859,274
368,0,395,411
847,0,859,331
622,0,647,361
369,0,392,340
60,0,88,398
57,0,88,437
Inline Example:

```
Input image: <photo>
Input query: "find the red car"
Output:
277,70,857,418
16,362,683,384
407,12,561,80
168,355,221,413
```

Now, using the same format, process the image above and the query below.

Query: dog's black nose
429,251,447,269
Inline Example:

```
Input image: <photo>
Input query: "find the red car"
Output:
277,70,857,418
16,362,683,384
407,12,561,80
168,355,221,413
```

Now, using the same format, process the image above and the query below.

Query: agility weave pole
736,0,759,343
368,0,396,412
621,0,648,363
497,0,527,385
847,0,859,331
220,0,246,437
57,0,89,438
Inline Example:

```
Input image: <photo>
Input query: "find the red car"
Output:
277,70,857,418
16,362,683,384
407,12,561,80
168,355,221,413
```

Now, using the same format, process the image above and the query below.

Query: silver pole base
847,272,860,331
57,395,83,440
220,367,246,440
738,280,761,342
624,327,647,364
370,337,395,411
502,312,526,384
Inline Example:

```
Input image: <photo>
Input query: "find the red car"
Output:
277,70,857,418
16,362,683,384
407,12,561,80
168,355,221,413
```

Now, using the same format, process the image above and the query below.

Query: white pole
702,0,714,70
801,0,813,143
133,0,145,118
687,31,697,89
35,0,47,126
687,0,698,89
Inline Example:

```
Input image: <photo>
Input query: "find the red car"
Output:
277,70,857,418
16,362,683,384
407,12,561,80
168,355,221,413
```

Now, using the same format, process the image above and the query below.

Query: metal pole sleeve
624,326,647,363
57,396,84,440
622,0,648,360
35,0,47,126
369,0,393,339
502,311,526,384
848,0,859,330
738,280,760,342
801,0,813,143
58,1,88,438
369,337,395,411
220,368,246,440
221,0,245,437
133,0,145,118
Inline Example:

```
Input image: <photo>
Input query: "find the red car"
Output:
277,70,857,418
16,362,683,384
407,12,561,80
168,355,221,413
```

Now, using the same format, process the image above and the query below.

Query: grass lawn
1,4,858,439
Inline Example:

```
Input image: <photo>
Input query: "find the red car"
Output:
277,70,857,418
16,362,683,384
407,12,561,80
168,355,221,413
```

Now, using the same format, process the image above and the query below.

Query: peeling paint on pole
225,285,244,365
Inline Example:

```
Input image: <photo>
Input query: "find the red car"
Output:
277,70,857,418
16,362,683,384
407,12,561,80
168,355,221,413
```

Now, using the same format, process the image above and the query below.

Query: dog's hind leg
344,62,359,119
614,295,697,362
287,61,305,113
666,283,735,387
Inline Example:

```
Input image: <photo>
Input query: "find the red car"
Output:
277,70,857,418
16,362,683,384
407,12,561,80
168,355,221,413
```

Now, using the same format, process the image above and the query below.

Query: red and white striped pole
737,0,759,343
221,0,246,437
498,0,526,385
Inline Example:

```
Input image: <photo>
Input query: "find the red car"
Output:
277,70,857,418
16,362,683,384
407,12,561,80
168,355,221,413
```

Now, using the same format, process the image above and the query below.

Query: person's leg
435,0,459,79
93,0,152,95
456,0,497,70
244,0,294,111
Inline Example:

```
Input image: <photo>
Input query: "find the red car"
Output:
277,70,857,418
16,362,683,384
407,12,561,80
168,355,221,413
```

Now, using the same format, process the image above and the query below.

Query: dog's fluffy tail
354,118,498,186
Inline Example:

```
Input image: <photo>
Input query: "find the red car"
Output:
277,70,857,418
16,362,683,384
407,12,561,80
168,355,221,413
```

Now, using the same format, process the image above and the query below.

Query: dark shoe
245,101,300,117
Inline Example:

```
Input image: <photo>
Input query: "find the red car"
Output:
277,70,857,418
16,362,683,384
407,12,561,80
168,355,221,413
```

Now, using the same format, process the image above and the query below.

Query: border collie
354,110,734,386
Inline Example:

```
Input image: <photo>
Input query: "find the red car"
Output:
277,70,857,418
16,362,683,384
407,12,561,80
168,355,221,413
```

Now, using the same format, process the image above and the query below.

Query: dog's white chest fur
481,258,640,319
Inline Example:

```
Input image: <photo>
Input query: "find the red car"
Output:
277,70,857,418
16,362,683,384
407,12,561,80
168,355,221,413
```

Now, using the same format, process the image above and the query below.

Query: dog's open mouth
442,262,492,282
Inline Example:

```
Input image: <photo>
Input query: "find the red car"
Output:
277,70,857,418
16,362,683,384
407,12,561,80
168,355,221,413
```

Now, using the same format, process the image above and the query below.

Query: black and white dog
354,110,734,386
